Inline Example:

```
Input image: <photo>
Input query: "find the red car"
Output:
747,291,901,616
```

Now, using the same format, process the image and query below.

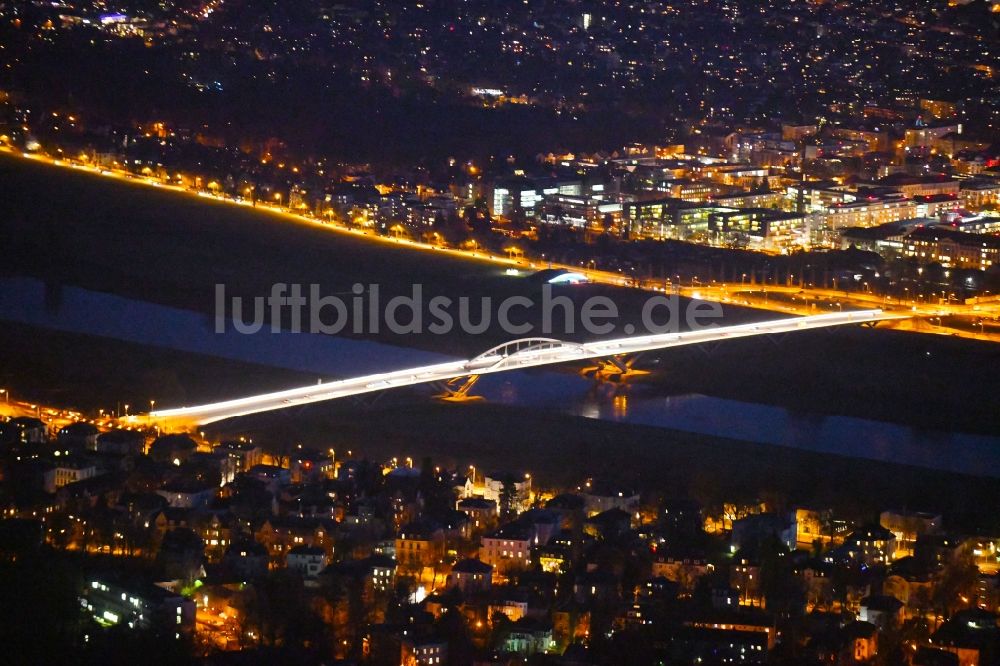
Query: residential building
829,525,897,566
93,429,145,455
222,538,269,579
579,484,639,516
503,617,554,656
859,595,905,630
652,550,714,591
289,448,335,483
457,497,499,533
401,636,448,666
286,545,328,579
156,480,216,509
7,417,46,444
482,472,531,515
395,521,445,572
83,576,195,636
880,510,942,558
214,441,263,472
480,521,535,576
449,558,493,594
44,457,100,493
256,517,333,562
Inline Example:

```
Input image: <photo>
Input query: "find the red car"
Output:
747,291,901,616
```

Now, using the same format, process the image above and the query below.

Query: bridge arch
466,337,590,371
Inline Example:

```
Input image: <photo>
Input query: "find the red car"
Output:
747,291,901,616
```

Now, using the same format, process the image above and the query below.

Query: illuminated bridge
150,309,904,427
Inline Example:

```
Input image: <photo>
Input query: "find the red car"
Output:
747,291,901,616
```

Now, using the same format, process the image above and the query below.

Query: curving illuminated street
5,146,999,340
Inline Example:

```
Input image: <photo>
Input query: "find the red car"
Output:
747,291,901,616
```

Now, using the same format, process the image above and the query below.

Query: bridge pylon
435,375,485,402
580,354,649,382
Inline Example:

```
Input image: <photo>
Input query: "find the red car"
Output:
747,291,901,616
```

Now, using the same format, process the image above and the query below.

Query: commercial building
624,198,717,239
710,190,786,210
538,193,623,232
838,222,911,256
901,227,1000,269
819,196,919,230
960,180,1000,208
706,208,807,251
623,197,804,250
904,122,962,150
866,174,960,198
490,175,591,219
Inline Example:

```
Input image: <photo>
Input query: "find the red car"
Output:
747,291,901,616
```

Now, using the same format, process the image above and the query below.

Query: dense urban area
1,411,999,665
1,0,1000,664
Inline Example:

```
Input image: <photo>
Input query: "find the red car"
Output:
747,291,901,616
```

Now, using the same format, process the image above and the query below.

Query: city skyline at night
1,1,1000,664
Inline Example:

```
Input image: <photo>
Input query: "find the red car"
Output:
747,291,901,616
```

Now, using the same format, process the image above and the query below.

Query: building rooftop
847,524,896,543
861,595,904,612
458,497,497,510
452,558,493,574
906,226,1000,249
288,545,325,556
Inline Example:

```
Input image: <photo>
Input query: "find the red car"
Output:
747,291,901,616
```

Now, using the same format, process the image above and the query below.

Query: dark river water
2,276,998,477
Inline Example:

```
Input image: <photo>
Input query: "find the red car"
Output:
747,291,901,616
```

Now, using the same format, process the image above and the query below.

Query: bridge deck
150,310,905,426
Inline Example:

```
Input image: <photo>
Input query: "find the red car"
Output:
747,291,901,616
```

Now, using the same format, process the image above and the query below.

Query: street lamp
0,389,7,404
124,404,130,417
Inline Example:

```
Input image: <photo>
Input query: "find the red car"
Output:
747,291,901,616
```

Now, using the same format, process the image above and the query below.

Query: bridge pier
580,354,649,382
435,375,485,402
